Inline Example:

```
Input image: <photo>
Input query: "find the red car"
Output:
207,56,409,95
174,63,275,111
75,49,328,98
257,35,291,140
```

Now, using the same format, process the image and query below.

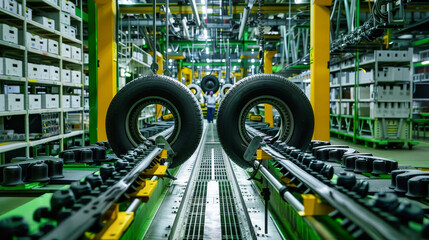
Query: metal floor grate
183,125,243,240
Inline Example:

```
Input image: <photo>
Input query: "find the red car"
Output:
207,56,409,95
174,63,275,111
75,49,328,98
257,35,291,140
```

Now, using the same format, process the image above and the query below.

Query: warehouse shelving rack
329,48,417,148
0,0,85,163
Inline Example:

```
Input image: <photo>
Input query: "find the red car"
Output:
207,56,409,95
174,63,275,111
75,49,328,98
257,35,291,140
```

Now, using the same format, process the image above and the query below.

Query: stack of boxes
60,0,77,40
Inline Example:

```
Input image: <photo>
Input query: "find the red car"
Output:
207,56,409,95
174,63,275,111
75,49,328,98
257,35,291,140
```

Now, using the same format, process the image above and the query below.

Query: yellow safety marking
95,204,134,240
129,179,158,202
256,149,272,160
168,55,185,59
280,176,297,188
0,142,10,145
299,194,334,216
161,114,174,120
28,79,37,82
160,149,168,159
249,115,262,122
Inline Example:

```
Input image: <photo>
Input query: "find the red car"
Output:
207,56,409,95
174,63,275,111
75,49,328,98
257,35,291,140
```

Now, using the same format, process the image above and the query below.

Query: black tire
200,75,220,93
216,74,314,168
106,75,203,168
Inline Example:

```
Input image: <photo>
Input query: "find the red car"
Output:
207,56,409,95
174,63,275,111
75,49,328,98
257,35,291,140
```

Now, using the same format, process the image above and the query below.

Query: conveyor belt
144,123,283,240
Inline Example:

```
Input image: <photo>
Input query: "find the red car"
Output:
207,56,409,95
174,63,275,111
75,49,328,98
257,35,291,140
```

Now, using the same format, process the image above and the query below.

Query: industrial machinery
0,75,428,240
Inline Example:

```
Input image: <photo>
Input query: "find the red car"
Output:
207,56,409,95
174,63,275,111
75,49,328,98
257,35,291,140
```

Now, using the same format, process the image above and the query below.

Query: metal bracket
155,136,175,156
141,163,167,178
129,179,158,202
299,194,334,216
96,204,134,240
243,136,263,162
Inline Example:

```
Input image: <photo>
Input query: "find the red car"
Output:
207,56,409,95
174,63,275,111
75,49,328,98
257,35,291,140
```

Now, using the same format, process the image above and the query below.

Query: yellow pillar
177,63,183,82
310,0,332,141
96,0,117,141
264,51,277,127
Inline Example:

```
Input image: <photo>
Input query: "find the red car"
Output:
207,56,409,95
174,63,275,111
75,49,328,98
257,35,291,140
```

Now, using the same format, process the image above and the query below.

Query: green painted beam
285,64,310,70
412,37,429,47
181,61,259,67
88,0,98,145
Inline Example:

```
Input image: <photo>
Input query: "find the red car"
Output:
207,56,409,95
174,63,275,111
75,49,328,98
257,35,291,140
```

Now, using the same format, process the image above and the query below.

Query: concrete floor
330,137,429,168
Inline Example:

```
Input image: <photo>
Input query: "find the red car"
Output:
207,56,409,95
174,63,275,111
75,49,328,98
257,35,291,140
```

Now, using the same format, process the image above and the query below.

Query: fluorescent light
238,59,242,62
205,47,209,54
169,59,173,63
422,60,429,65
251,59,255,63
206,66,209,69
168,48,172,52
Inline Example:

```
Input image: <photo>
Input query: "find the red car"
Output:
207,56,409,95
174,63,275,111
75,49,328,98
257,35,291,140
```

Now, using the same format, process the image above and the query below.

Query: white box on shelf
27,32,39,49
39,37,48,52
41,94,59,109
61,69,71,82
84,98,89,108
84,75,89,85
61,43,71,58
375,49,412,62
40,65,50,80
68,26,76,39
71,46,81,61
5,58,22,77
33,16,55,30
5,94,23,111
0,95,4,111
61,0,71,13
17,2,21,15
376,67,411,82
71,95,80,108
48,39,58,54
29,94,42,110
28,63,41,79
69,1,75,15
4,85,19,94
0,57,3,75
0,24,18,44
49,66,60,81
4,0,17,14
25,7,32,20
62,95,71,108
60,12,70,25
71,70,81,84
60,23,69,36
359,70,374,84
84,53,89,64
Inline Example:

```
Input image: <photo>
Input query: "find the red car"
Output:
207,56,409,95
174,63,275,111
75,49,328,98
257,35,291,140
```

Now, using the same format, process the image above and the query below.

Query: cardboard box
61,43,71,58
61,69,71,82
4,0,17,14
25,7,32,20
61,0,71,13
62,95,71,108
49,66,60,81
71,70,80,84
5,94,24,111
5,58,22,77
0,94,4,111
71,95,80,108
27,32,39,49
60,23,69,36
0,57,3,75
29,94,42,110
41,94,59,109
33,16,55,30
60,12,70,25
71,46,81,61
47,39,58,54
84,53,89,64
40,65,50,80
39,36,47,52
0,23,18,44
28,63,41,79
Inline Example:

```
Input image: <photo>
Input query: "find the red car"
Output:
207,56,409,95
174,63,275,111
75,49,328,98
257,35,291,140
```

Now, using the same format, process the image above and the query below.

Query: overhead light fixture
203,29,208,39
398,34,413,40
238,59,242,62
201,0,205,4
205,47,209,54
206,66,210,69
168,48,172,52
169,59,173,63
251,59,255,63
422,60,429,65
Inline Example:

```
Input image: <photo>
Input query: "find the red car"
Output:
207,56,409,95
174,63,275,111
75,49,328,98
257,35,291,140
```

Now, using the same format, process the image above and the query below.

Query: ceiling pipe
182,17,191,39
190,0,201,27
238,7,250,40
120,19,165,26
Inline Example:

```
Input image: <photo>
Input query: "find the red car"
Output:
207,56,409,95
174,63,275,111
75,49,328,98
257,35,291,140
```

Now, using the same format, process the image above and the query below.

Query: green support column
88,0,98,144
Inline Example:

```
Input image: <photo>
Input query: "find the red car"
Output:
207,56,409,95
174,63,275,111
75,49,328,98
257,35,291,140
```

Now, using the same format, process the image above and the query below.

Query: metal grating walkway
145,123,284,240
